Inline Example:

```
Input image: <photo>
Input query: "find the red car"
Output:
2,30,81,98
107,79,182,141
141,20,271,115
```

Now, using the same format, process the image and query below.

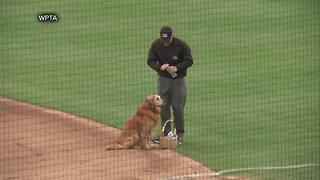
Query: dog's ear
147,95,153,102
147,95,155,109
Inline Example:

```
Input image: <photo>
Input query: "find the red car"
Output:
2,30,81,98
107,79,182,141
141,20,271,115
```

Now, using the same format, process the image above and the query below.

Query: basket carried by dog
159,120,177,149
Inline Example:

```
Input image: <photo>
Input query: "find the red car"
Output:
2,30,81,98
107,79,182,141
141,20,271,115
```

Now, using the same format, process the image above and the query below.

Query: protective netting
0,0,319,179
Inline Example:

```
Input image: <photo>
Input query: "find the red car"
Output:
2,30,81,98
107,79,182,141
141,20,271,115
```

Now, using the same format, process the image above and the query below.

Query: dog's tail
105,143,127,150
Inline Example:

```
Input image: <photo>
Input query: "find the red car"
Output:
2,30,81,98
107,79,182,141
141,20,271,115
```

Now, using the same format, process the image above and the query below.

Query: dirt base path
0,97,236,180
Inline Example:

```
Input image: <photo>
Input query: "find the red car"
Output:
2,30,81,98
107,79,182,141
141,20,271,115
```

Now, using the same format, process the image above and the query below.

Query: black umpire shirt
147,37,193,79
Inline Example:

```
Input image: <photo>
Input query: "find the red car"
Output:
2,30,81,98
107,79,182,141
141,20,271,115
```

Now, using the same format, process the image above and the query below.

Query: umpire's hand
160,64,169,71
166,66,177,74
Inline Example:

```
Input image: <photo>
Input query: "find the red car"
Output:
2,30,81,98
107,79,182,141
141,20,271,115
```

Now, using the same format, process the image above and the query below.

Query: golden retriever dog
106,94,165,150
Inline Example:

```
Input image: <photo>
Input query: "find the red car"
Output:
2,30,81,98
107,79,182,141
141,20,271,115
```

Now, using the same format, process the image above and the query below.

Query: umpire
147,26,193,145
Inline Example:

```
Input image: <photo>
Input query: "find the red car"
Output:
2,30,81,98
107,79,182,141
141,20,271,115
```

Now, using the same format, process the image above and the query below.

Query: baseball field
1,0,319,179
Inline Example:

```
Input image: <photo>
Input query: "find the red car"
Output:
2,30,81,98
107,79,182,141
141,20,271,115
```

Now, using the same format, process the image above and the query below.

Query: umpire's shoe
177,137,183,145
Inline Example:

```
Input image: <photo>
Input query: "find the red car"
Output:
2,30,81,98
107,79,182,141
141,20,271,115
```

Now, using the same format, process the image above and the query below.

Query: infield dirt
0,97,242,179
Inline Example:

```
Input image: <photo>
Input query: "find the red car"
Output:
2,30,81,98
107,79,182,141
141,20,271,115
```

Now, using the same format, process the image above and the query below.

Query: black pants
157,76,186,138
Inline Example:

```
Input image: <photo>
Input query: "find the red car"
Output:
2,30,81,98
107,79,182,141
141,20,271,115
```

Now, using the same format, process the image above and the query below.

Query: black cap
160,26,173,43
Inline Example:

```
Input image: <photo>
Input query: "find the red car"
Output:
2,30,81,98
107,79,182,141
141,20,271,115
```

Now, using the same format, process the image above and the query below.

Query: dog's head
147,94,165,110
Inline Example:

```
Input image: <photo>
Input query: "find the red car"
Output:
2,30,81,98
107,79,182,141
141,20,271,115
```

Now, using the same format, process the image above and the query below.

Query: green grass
1,0,319,179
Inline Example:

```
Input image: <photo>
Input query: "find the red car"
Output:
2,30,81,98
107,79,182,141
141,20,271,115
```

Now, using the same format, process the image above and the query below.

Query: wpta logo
38,13,59,22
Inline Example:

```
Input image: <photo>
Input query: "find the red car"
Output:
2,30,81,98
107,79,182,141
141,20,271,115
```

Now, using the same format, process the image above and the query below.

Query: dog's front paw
140,143,150,150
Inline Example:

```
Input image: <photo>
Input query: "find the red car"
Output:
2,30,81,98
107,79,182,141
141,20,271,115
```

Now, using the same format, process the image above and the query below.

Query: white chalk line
158,163,319,180
215,163,319,175
157,173,217,180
